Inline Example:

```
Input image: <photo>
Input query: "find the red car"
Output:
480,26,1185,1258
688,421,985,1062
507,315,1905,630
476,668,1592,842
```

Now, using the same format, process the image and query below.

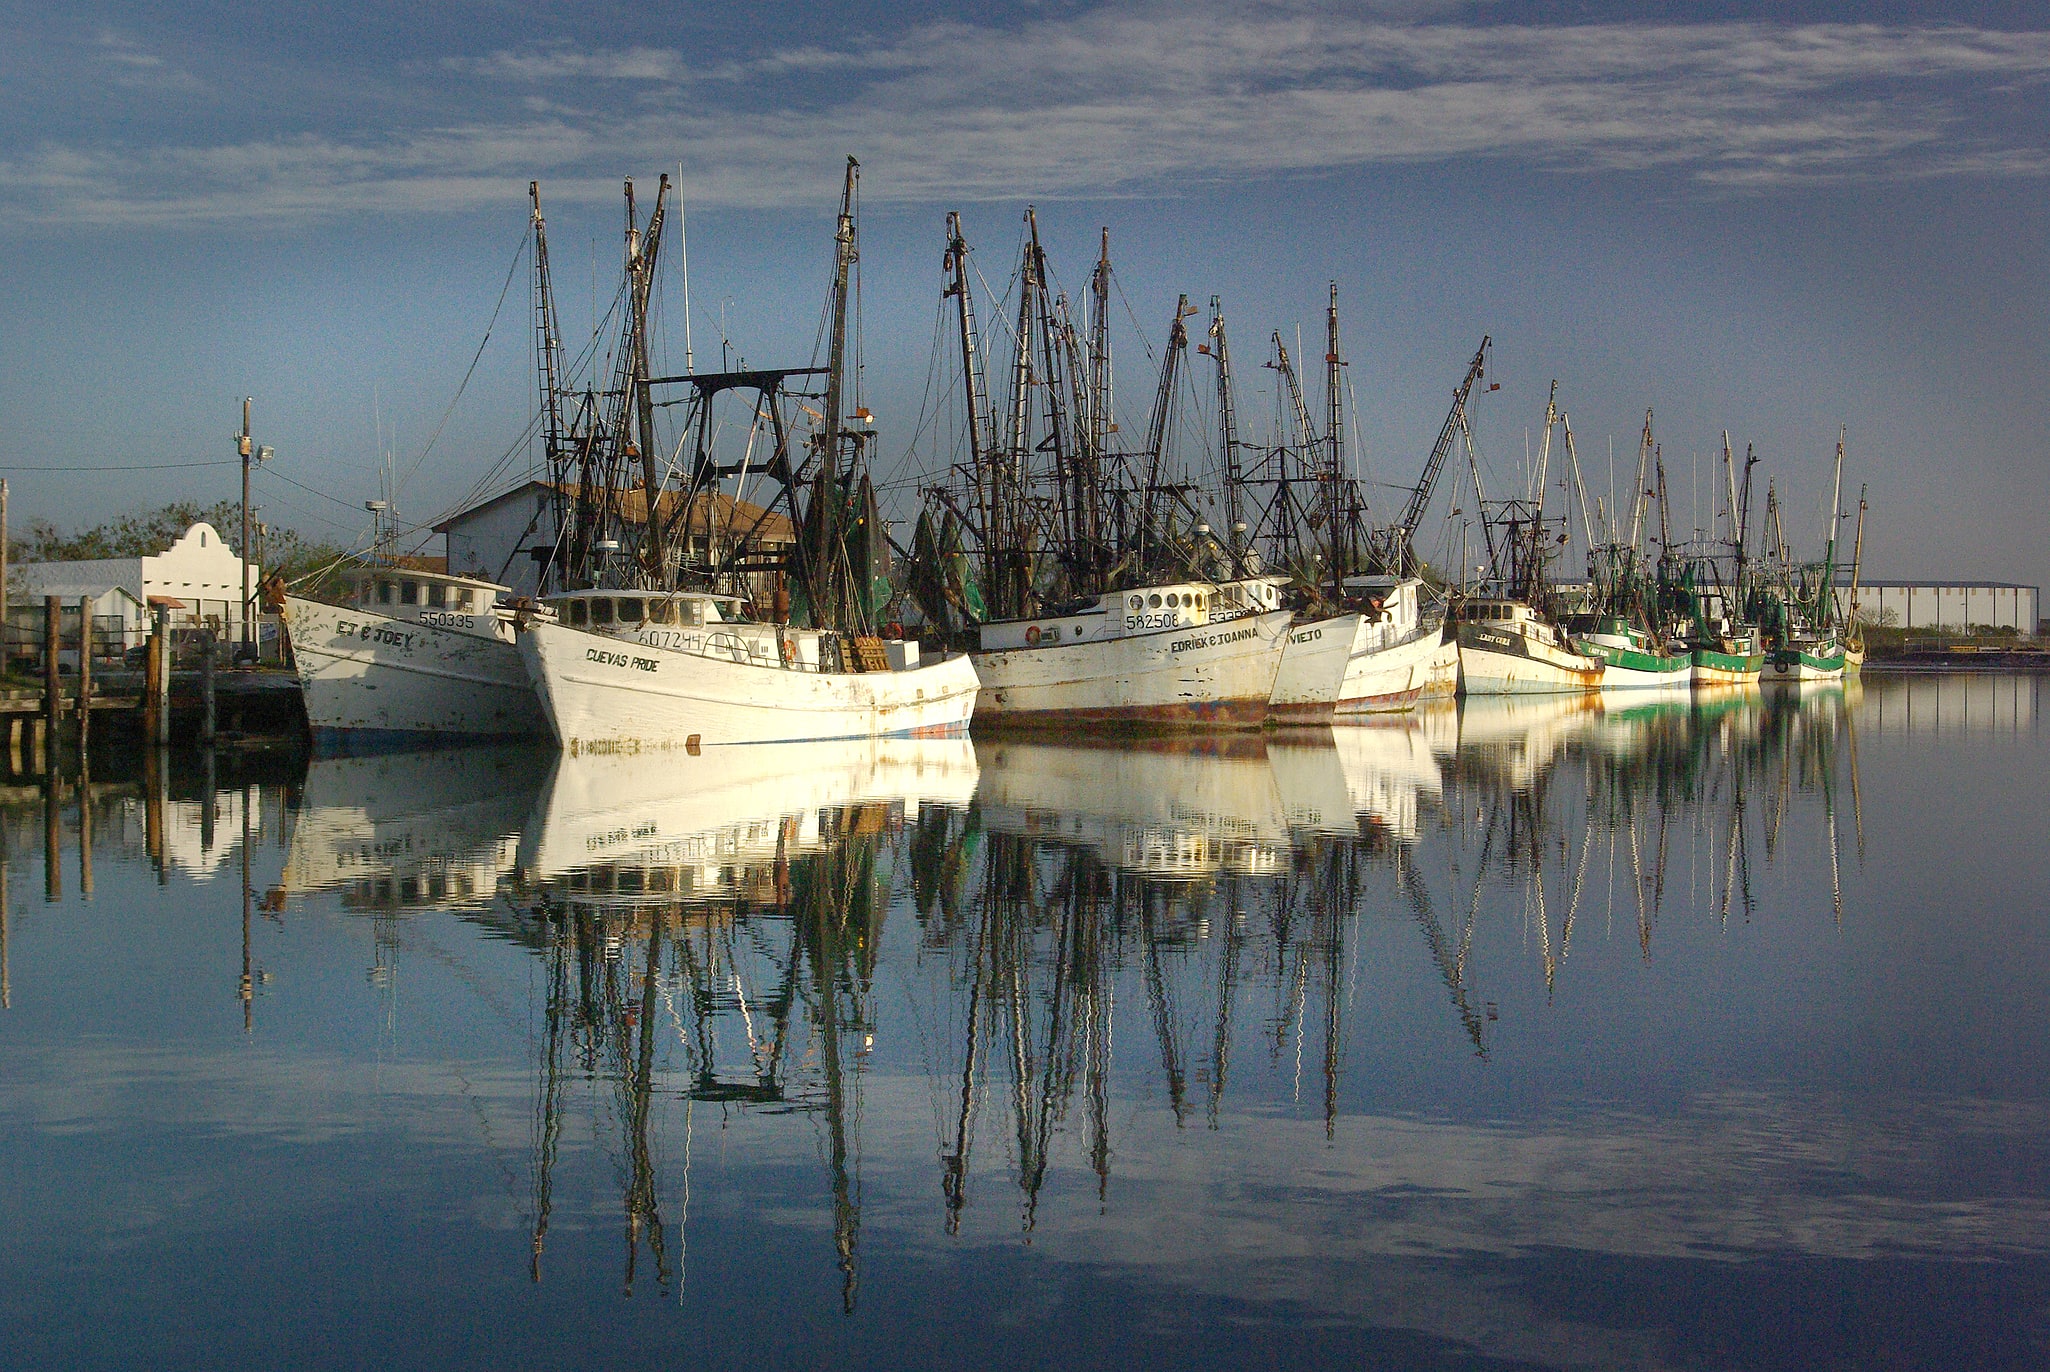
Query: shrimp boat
1456,598,1604,693
518,588,977,750
1270,576,1453,720
1754,429,1852,686
1566,614,1690,690
515,160,978,751
1253,301,1471,722
972,578,1290,726
914,213,1286,727
282,559,548,749
1451,382,1603,696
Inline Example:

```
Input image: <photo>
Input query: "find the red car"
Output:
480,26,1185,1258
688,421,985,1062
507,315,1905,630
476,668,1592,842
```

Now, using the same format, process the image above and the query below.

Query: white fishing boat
971,578,1291,728
518,589,979,752
283,563,548,750
1455,599,1604,695
1269,575,1450,722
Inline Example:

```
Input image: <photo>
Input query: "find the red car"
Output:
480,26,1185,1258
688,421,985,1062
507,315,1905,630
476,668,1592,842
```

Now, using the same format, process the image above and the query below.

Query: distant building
434,480,796,598
8,522,261,645
1834,580,2039,633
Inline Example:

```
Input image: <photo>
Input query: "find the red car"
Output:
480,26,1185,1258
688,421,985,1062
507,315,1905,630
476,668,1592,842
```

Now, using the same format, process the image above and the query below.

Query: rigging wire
393,227,530,504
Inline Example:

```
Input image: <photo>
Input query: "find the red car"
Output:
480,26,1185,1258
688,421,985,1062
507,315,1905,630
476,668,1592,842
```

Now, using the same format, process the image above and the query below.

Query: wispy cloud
7,8,2049,227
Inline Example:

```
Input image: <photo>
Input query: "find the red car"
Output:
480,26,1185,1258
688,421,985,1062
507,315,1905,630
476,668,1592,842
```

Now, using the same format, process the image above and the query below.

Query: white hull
518,619,980,751
1420,638,1461,701
284,596,547,746
974,609,1292,727
1457,635,1604,695
1597,660,1693,690
1270,617,1448,721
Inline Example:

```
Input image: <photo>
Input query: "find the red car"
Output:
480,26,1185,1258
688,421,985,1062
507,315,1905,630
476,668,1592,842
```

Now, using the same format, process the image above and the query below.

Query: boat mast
944,214,996,543
1208,298,1246,575
820,157,858,483
1089,230,1114,466
1818,427,1846,627
1323,283,1346,590
1137,295,1196,576
1847,482,1868,633
628,176,670,585
530,182,572,593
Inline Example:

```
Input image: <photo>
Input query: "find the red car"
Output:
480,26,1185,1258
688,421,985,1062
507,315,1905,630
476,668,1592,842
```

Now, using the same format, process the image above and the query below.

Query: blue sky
1,1,2045,589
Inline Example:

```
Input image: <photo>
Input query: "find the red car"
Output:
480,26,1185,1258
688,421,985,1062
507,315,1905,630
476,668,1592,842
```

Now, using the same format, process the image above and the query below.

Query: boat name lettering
342,621,416,650
1170,625,1257,654
1291,628,1323,645
585,647,658,672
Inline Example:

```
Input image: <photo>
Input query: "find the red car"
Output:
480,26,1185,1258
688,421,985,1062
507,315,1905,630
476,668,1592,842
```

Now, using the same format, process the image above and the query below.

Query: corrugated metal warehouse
1834,580,2040,632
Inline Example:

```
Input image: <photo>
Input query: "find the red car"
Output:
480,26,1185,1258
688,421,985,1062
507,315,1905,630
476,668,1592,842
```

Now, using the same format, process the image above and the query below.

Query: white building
1835,580,2040,633
10,522,262,637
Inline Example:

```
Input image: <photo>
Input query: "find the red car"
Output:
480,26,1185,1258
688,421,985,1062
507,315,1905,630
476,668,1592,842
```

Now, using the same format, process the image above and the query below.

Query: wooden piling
75,596,91,754
199,628,216,746
42,597,59,742
152,609,171,748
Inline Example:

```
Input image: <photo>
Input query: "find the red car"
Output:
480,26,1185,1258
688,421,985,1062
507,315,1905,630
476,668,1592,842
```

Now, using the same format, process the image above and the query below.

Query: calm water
3,676,2046,1370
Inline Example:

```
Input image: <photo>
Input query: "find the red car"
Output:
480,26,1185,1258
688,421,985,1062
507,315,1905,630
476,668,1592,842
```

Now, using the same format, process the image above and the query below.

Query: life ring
1026,624,1040,646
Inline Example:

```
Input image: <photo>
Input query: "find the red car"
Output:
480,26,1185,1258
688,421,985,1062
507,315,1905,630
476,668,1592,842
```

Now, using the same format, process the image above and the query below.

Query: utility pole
237,401,273,657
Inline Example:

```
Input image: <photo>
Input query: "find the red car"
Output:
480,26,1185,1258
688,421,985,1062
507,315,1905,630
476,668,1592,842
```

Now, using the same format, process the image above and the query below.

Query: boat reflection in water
338,684,1871,1320
279,745,551,909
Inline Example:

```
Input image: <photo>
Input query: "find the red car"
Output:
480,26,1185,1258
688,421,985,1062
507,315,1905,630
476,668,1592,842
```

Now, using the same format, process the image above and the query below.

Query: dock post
199,628,216,746
76,597,91,755
152,608,172,748
41,597,58,762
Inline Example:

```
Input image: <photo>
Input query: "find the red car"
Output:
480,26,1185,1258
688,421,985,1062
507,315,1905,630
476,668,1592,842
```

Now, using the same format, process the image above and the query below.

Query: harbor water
2,674,2046,1369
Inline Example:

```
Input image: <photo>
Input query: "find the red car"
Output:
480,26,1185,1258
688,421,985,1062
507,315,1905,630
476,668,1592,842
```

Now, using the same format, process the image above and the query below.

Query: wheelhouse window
377,580,394,606
400,580,420,606
567,600,588,627
591,599,615,626
457,590,475,611
649,600,675,625
428,583,447,609
617,597,644,623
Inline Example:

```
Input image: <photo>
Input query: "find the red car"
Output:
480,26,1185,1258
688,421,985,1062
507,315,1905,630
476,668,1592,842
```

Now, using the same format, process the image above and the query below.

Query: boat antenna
676,162,694,375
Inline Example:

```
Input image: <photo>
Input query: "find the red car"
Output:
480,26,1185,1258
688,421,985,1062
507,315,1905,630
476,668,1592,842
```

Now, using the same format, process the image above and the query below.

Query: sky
0,0,2045,590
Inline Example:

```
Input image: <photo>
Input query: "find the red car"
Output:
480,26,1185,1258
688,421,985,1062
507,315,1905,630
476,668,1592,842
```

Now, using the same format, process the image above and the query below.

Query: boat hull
284,596,547,749
518,620,980,750
1577,641,1691,691
1269,616,1448,723
1765,647,1846,684
972,610,1292,728
1457,623,1603,695
1689,647,1766,688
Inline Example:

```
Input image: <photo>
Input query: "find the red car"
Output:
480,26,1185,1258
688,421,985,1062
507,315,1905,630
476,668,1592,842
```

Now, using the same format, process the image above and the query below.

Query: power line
0,459,238,472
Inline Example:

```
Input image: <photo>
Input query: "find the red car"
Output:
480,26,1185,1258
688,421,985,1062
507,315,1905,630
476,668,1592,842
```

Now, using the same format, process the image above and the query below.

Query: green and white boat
1564,614,1690,690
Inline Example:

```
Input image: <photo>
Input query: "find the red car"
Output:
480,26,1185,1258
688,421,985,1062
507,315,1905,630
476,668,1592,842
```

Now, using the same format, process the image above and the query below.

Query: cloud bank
4,7,2048,226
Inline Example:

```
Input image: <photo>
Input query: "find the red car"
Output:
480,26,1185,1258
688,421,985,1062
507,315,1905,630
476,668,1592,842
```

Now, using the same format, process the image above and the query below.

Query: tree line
12,500,352,583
